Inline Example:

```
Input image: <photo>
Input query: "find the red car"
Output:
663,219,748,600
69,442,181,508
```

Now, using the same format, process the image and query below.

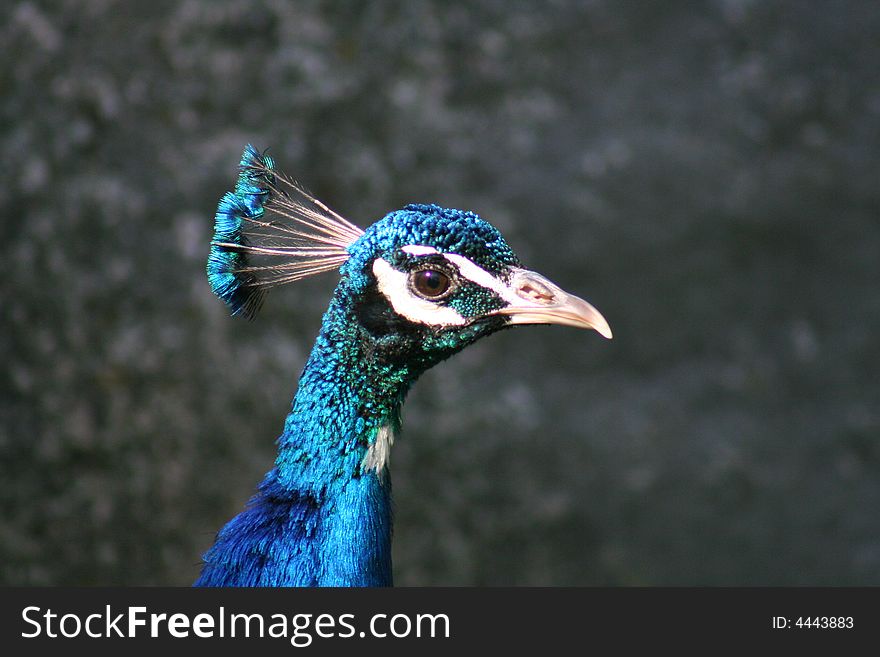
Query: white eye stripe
372,258,467,326
400,245,516,304
439,253,520,305
374,250,518,327
401,245,439,256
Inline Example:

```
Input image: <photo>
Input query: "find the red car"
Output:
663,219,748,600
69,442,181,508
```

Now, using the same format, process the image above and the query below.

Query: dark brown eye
410,269,452,299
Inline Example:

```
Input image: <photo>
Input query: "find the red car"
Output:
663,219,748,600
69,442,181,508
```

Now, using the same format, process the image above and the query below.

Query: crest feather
207,145,363,318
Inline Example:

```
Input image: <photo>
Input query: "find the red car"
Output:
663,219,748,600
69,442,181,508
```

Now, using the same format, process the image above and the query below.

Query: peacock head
208,146,611,371
333,203,610,368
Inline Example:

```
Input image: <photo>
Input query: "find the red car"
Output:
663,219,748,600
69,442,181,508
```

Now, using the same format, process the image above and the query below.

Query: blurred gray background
2,1,879,585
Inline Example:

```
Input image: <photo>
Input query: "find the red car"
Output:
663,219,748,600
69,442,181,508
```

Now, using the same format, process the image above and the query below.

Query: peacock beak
489,268,613,339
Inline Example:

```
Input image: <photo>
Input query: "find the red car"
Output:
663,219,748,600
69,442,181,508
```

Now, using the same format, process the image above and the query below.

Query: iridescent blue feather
207,145,362,319
206,145,274,318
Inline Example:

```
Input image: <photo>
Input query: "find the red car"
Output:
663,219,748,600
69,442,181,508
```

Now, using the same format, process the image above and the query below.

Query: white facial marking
401,245,512,301
372,258,467,326
401,245,439,256
440,254,521,305
374,249,533,328
361,424,395,476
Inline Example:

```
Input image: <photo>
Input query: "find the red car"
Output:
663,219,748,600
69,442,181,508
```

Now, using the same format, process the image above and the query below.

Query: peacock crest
207,145,363,319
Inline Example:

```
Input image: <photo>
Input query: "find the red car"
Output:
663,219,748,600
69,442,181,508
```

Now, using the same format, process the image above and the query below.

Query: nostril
516,281,556,304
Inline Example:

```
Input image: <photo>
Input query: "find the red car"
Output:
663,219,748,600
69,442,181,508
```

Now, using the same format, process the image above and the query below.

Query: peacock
195,145,612,586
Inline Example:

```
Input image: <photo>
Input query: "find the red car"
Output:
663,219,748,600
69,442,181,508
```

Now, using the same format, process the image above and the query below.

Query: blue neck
196,290,417,587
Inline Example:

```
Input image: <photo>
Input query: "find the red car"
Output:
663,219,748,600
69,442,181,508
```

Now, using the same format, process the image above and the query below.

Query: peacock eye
410,268,452,300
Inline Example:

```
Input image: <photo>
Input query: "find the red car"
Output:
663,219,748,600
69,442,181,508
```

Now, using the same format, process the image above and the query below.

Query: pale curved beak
489,268,613,339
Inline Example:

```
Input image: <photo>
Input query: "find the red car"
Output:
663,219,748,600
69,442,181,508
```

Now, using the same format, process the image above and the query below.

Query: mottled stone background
3,1,878,585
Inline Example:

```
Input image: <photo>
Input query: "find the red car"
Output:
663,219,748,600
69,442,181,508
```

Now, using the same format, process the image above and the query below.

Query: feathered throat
207,145,364,319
